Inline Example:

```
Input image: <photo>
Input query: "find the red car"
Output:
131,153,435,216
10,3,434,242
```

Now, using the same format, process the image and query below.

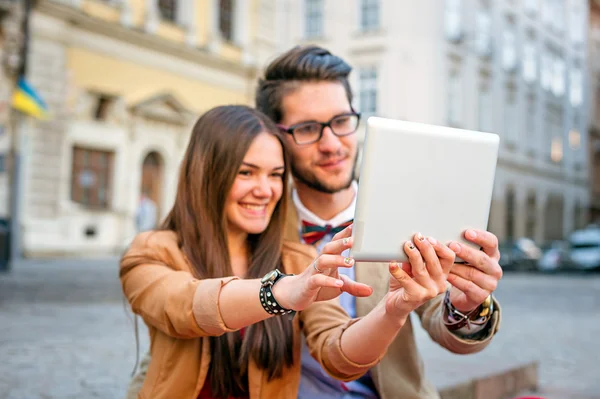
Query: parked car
568,226,600,271
536,240,571,272
499,238,543,271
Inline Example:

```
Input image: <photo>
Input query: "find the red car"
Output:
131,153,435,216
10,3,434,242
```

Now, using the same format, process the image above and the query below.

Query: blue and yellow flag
11,78,49,119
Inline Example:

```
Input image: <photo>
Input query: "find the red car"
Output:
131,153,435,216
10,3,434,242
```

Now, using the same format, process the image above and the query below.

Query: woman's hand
272,225,373,311
384,233,455,323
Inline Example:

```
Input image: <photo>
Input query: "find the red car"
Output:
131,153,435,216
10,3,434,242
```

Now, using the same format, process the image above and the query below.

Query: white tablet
350,117,499,263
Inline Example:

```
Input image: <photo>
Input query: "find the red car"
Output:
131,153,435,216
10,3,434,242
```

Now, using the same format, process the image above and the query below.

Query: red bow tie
301,220,353,245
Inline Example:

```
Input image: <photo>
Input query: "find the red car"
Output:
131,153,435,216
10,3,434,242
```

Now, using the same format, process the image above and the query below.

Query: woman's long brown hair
161,105,293,397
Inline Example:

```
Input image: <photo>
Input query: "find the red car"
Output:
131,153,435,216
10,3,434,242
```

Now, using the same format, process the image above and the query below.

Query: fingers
388,262,421,292
403,239,427,282
338,274,373,297
401,262,413,278
312,254,354,274
447,273,490,304
331,224,353,241
321,235,353,255
407,233,453,292
412,233,450,282
412,233,439,276
425,237,456,275
450,264,498,293
306,273,344,291
448,241,503,280
463,229,500,260
386,262,429,317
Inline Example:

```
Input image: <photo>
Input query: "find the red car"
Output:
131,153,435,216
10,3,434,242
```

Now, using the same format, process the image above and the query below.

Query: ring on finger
313,262,324,273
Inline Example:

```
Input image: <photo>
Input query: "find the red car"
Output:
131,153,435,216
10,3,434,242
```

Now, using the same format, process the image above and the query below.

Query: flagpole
8,0,32,269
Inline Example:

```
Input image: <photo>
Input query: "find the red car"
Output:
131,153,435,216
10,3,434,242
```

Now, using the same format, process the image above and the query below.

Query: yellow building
20,0,282,256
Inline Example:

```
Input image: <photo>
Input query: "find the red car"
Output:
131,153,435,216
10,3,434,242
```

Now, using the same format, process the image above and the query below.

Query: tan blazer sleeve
120,231,239,339
282,241,381,382
415,287,502,354
300,302,381,382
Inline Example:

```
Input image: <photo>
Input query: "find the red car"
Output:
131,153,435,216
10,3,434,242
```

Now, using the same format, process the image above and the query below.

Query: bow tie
301,220,353,245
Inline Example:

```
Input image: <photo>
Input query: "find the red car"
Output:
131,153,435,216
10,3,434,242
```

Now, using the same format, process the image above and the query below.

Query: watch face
261,270,278,284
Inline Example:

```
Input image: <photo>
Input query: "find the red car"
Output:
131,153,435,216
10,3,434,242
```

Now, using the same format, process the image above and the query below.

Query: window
360,0,380,31
522,41,537,83
359,67,378,115
447,68,463,126
569,129,581,149
552,56,565,96
93,94,116,122
475,9,492,56
546,104,563,162
502,23,517,71
541,52,552,91
551,0,564,31
570,112,582,151
158,0,177,23
71,147,114,209
551,137,563,162
219,0,234,42
524,0,538,15
305,0,323,38
525,94,537,151
505,84,518,143
478,83,493,132
569,0,585,45
570,67,583,107
445,0,462,41
542,0,553,25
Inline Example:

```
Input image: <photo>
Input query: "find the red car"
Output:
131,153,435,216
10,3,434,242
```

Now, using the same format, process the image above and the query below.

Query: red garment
198,329,249,399
197,381,249,399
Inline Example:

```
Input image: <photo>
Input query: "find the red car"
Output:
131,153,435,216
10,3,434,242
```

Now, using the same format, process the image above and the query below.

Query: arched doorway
525,191,536,239
505,187,516,241
138,152,163,230
594,151,600,194
544,194,564,242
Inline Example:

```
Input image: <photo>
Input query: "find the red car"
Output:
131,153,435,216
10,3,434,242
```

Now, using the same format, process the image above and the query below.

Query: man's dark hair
255,45,353,123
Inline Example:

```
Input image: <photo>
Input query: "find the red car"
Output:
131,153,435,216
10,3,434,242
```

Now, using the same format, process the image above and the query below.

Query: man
254,45,502,399
125,45,502,399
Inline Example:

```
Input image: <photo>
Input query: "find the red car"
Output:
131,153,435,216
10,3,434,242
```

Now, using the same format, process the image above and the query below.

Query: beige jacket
120,231,380,399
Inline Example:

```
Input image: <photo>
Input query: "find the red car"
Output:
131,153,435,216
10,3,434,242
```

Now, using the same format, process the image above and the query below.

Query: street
0,259,599,399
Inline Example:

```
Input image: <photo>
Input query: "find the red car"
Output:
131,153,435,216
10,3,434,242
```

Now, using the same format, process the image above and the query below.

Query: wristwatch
260,269,295,317
442,290,494,331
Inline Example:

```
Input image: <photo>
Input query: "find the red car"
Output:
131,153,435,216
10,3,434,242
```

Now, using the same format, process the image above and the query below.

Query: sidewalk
1,260,599,399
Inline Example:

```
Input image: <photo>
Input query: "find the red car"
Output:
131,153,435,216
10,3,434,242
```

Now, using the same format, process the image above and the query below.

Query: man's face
279,81,358,194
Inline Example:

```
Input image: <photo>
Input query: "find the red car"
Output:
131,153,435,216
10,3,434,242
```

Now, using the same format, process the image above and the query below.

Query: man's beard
291,153,357,194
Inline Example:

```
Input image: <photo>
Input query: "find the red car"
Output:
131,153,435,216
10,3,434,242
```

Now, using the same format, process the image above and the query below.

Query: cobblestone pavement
1,259,599,399
415,271,600,399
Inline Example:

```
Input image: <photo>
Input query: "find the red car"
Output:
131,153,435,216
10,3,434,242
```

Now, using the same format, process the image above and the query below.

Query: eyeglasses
278,112,361,145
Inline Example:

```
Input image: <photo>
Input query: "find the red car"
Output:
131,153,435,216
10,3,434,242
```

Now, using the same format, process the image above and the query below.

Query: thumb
339,274,373,297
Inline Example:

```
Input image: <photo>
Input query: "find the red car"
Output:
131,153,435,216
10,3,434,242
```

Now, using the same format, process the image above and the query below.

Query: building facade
14,0,282,257
588,0,600,222
282,0,590,244
0,0,26,223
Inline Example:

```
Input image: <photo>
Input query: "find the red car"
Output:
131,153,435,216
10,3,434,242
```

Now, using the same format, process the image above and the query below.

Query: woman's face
225,132,285,236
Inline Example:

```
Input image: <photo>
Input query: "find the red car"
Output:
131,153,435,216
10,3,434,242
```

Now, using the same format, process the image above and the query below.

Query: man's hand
446,229,503,313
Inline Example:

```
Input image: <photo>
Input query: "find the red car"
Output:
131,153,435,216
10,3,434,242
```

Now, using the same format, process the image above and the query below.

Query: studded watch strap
259,280,295,316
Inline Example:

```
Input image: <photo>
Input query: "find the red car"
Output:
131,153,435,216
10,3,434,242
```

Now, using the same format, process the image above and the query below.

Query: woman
120,105,455,399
